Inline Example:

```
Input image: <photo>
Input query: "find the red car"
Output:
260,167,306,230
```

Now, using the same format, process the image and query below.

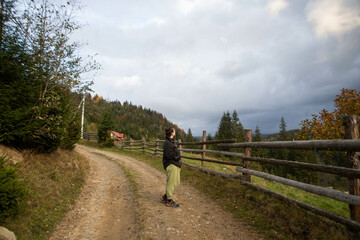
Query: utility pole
81,94,85,139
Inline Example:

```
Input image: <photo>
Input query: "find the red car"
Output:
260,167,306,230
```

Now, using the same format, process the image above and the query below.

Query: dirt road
51,145,262,240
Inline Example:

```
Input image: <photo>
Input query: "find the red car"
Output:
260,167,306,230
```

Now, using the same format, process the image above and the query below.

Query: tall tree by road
0,0,97,152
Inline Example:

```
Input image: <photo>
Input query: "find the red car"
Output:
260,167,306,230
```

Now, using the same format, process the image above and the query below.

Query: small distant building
109,131,125,141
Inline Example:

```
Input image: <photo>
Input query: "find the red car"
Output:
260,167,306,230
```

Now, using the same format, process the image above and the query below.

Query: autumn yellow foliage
298,89,360,140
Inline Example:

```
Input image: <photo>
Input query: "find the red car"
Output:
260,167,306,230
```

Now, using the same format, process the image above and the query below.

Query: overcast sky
73,0,360,136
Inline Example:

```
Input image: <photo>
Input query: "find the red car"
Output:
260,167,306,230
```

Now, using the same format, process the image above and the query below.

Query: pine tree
215,111,233,140
253,125,262,142
276,117,289,174
187,128,194,142
264,117,289,177
0,0,16,49
231,110,244,142
98,107,115,147
0,0,43,150
279,116,288,141
252,125,264,157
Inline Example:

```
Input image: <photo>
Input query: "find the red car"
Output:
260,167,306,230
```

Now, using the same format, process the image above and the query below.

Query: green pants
166,164,180,199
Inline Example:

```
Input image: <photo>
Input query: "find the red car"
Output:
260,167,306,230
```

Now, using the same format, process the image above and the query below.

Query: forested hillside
84,94,186,141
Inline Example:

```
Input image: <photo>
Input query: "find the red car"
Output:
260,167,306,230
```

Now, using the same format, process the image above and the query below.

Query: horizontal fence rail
175,139,237,146
240,156,360,178
155,139,237,145
84,132,98,141
218,139,360,151
181,148,244,157
241,180,360,230
122,140,143,144
183,162,243,179
236,167,360,206
182,155,245,168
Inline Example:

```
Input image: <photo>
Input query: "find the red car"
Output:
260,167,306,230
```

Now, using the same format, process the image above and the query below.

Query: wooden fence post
344,115,360,223
130,139,133,151
155,138,159,155
178,139,182,158
202,130,206,167
142,137,146,153
244,129,252,182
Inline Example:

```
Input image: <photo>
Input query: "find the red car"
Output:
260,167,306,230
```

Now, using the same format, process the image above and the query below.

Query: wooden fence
84,132,98,141
115,115,360,230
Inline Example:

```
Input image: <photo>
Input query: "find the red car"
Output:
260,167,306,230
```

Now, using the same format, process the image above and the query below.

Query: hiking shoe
165,199,179,208
161,194,168,202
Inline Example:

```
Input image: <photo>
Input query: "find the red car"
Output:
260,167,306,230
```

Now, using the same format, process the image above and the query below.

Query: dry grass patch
2,148,89,240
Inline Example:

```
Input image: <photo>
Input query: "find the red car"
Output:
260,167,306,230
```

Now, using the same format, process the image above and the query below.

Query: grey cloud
75,0,360,136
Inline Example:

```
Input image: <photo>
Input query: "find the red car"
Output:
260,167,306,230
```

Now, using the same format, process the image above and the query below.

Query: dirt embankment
51,145,262,240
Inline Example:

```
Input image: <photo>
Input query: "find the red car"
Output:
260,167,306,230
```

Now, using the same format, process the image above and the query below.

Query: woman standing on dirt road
161,127,182,208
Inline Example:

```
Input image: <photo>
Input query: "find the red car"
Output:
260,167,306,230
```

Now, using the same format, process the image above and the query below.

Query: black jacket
163,136,182,170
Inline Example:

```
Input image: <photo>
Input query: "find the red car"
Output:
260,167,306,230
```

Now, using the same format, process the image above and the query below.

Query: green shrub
0,155,27,222
61,115,82,151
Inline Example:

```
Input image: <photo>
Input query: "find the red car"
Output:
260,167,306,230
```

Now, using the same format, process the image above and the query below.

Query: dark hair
165,127,175,137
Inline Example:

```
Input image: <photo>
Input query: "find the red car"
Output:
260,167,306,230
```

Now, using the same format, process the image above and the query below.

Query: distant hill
261,129,300,140
84,94,186,141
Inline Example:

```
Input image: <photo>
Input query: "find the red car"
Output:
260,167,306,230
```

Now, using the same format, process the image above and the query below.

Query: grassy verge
166,150,350,218
2,149,89,240
146,148,351,218
80,141,357,239
252,176,350,218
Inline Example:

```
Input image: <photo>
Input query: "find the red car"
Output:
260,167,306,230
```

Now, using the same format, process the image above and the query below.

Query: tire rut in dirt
51,147,138,239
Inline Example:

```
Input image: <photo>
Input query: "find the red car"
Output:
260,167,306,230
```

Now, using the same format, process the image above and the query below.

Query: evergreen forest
83,94,187,142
